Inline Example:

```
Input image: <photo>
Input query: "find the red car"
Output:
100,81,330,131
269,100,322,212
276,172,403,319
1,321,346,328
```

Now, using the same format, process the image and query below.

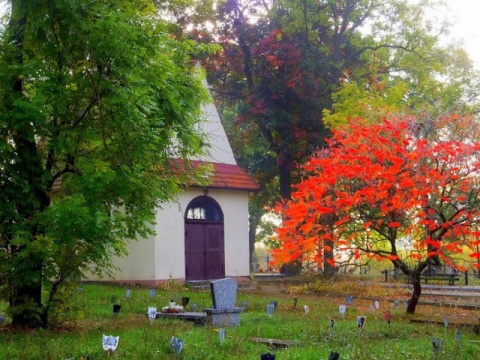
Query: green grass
0,281,479,359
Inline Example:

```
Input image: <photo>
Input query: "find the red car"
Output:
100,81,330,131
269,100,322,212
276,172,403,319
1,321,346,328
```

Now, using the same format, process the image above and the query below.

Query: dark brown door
185,195,225,281
185,222,224,280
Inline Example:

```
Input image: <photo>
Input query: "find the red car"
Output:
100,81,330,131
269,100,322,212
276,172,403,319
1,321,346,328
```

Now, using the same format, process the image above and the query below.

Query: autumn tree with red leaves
273,116,480,313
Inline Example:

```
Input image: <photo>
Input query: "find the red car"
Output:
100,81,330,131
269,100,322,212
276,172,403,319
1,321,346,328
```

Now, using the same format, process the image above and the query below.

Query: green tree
0,0,211,328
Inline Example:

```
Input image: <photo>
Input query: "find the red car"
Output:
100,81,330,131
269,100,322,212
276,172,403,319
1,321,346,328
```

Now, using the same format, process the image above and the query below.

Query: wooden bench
422,273,460,285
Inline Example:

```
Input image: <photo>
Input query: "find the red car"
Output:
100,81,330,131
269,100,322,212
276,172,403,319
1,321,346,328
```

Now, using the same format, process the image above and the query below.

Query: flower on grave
162,300,184,313
102,335,119,353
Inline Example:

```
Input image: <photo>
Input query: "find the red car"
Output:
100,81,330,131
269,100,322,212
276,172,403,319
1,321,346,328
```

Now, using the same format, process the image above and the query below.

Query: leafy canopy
273,116,480,272
0,0,214,328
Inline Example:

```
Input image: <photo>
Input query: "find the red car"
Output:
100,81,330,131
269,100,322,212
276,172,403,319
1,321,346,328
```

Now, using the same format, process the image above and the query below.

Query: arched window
185,196,223,221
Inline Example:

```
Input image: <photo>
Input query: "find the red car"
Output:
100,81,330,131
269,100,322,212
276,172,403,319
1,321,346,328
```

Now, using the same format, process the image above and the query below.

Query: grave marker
147,307,157,321
357,316,366,332
269,300,278,309
260,353,276,360
383,310,392,327
171,336,184,353
432,338,443,359
339,305,346,318
102,335,119,354
455,331,462,348
329,318,335,338
149,289,155,298
125,289,131,299
0,314,5,325
346,295,353,305
267,304,275,317
329,351,340,360
303,305,309,315
205,278,243,326
394,300,399,310
219,328,225,343
113,304,121,316
374,300,380,310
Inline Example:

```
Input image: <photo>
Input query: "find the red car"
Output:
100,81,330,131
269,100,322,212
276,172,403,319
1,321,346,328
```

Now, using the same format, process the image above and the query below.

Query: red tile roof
171,159,259,192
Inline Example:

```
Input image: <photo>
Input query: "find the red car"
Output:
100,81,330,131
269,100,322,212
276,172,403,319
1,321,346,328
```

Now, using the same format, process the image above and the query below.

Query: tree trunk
7,0,46,328
278,158,292,201
406,274,422,314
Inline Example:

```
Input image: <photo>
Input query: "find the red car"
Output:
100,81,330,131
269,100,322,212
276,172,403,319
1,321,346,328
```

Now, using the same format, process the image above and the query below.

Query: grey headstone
394,300,399,309
0,314,5,325
374,300,380,309
346,295,353,305
149,289,155,298
432,338,443,356
125,289,131,299
455,331,462,347
171,336,183,353
219,328,225,343
267,304,274,317
444,316,449,327
191,303,198,311
210,278,238,309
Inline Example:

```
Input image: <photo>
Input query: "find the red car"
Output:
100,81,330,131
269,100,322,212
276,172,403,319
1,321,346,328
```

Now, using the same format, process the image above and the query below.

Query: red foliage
272,117,480,269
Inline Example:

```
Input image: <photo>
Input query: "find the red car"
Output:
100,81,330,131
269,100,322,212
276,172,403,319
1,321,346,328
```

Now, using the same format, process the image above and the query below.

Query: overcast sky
443,0,480,69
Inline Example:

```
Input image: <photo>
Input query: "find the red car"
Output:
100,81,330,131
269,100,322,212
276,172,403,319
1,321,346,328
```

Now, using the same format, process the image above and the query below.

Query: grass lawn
0,276,479,359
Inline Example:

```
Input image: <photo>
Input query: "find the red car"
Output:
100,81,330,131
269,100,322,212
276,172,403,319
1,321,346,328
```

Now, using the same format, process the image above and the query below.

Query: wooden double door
185,221,225,280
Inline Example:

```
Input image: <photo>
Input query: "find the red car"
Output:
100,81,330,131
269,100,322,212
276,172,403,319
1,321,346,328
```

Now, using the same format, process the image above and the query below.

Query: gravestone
191,303,198,311
339,305,346,318
113,304,121,316
346,295,353,305
0,314,5,325
267,304,275,317
329,351,340,360
293,297,298,307
261,353,276,360
329,318,335,338
455,331,462,348
269,300,278,309
219,328,225,343
102,335,119,354
394,300,399,310
149,289,156,298
171,336,184,353
204,278,243,327
125,289,131,299
374,300,380,310
147,307,157,321
303,305,309,315
357,316,366,331
432,338,443,359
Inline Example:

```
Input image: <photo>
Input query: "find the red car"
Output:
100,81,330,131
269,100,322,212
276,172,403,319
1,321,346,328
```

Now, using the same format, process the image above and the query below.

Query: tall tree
0,0,212,328
199,0,480,269
273,117,480,313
